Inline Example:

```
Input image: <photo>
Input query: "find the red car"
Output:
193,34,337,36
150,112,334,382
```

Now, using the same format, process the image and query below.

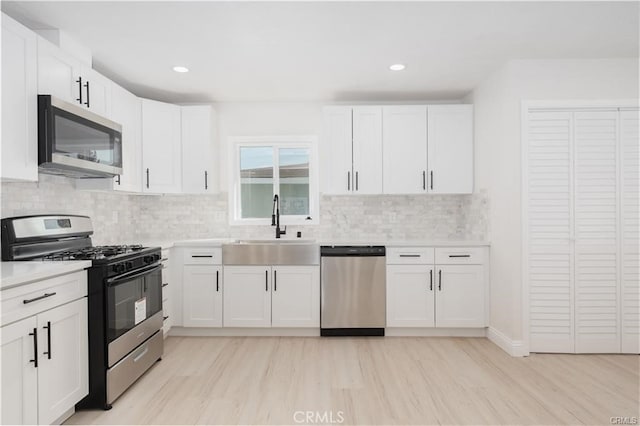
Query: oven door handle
106,263,162,286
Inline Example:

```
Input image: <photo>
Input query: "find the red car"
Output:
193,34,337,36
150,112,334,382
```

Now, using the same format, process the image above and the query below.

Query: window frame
229,135,319,226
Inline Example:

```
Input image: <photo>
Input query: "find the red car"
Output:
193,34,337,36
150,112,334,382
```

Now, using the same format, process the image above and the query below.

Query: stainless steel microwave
38,95,123,178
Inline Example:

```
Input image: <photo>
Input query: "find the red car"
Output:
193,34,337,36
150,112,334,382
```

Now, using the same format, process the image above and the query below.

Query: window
231,136,318,225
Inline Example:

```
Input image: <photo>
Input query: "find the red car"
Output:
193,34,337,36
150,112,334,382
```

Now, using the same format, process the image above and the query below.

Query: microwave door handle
106,264,161,286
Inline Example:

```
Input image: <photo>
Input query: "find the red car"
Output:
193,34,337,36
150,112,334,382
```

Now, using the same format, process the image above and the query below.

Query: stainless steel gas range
1,214,164,410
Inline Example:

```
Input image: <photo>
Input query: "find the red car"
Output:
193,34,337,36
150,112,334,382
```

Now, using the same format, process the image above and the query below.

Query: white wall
215,102,323,191
467,58,639,342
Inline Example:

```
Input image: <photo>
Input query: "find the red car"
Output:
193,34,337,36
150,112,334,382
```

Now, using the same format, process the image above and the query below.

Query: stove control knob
154,254,161,262
125,261,134,271
112,263,125,274
143,255,154,264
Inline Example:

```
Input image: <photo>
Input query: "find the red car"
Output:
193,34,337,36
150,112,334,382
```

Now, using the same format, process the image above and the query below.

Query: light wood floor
66,336,639,425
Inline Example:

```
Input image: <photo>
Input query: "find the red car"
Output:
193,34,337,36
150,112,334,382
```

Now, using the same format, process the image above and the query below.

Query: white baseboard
487,327,526,357
385,327,487,337
169,327,320,337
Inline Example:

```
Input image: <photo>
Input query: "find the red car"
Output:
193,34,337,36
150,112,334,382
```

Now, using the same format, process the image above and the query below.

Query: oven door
106,263,162,344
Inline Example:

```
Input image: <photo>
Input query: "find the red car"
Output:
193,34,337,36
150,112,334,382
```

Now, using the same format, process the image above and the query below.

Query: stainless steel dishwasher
320,246,386,336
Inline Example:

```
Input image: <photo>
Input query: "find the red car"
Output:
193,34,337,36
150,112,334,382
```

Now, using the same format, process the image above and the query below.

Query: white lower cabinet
1,275,88,426
386,265,435,327
161,249,172,336
271,266,320,328
386,247,487,329
223,266,272,327
183,265,223,327
223,265,319,328
36,298,89,425
434,265,485,328
1,316,38,425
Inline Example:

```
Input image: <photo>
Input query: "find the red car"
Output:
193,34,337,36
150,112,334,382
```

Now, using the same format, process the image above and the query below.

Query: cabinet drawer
1,271,87,326
386,247,434,265
435,247,485,265
183,247,222,265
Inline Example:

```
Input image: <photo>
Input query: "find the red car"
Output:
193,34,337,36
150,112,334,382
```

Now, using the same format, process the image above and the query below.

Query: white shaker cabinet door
2,13,38,182
0,316,38,426
382,106,428,194
434,265,485,328
111,83,142,192
386,265,435,327
37,298,88,426
352,106,383,194
182,265,222,327
141,98,182,193
426,105,473,194
223,266,272,327
80,65,112,118
322,106,353,194
271,266,319,328
181,105,214,194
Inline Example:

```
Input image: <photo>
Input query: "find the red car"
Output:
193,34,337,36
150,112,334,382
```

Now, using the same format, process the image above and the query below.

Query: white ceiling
3,1,638,103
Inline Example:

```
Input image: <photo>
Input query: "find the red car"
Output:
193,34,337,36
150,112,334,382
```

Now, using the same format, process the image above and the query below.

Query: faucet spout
271,194,286,238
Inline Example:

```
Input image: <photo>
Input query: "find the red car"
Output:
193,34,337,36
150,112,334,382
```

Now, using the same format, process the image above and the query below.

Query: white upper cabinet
181,105,214,194
1,13,38,182
111,84,142,192
141,98,182,193
382,106,428,194
427,105,474,194
79,65,112,118
352,107,383,194
322,106,383,194
323,106,355,195
37,37,111,118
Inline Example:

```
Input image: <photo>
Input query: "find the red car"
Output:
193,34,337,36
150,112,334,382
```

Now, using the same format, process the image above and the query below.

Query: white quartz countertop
1,261,92,291
172,238,236,247
141,238,489,248
318,240,490,247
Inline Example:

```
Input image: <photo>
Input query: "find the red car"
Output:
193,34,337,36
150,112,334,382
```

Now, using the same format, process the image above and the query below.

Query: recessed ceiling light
173,66,189,73
389,64,406,71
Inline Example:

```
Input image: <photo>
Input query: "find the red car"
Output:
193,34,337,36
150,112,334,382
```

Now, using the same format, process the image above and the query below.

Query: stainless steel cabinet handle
355,171,359,191
449,254,471,258
274,270,277,291
347,171,351,191
84,80,90,108
430,171,434,190
216,270,219,292
43,321,52,359
29,328,38,367
146,168,150,189
23,292,56,304
191,255,213,258
399,254,421,258
438,270,442,291
204,171,208,190
265,270,269,291
430,269,433,291
76,77,83,104
422,171,426,190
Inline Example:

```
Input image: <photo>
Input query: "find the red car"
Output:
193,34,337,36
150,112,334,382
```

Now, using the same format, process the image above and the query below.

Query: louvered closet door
573,111,620,353
527,111,575,353
620,110,640,354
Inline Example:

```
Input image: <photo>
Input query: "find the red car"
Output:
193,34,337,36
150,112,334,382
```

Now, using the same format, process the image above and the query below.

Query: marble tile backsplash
1,174,488,245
